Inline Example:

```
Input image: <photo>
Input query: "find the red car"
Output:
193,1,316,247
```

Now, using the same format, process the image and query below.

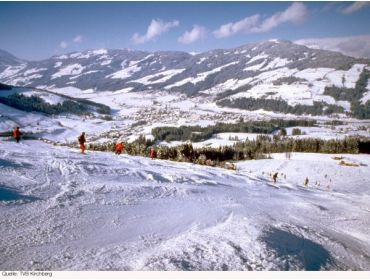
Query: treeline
232,135,359,155
324,68,370,103
85,135,365,168
216,98,345,116
0,82,12,90
0,94,92,115
86,136,263,166
351,101,370,119
0,93,111,116
70,97,111,115
152,119,317,142
0,82,111,115
272,76,306,85
323,68,370,119
19,85,112,115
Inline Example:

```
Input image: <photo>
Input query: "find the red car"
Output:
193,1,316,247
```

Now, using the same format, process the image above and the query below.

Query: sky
0,1,370,60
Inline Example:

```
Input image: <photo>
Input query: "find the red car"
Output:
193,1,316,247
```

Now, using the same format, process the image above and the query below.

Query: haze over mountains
1,39,370,118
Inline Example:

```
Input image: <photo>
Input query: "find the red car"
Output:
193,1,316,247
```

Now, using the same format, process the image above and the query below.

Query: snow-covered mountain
1,40,370,118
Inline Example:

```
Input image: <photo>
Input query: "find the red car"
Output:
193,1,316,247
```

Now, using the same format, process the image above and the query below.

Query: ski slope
1,140,369,270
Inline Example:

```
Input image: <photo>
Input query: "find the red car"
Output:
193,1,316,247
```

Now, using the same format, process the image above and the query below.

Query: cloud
214,15,260,38
253,2,308,32
340,1,370,14
321,2,339,13
178,25,207,44
73,35,84,43
59,41,68,49
58,35,85,51
213,2,308,38
294,34,370,58
132,19,179,44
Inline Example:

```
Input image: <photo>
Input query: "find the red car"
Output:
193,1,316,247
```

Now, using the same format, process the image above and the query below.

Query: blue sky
1,1,370,60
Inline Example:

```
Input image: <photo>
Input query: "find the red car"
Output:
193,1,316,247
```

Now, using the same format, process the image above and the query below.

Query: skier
304,177,309,187
13,127,22,143
272,172,278,183
115,142,125,155
78,132,86,154
150,147,157,160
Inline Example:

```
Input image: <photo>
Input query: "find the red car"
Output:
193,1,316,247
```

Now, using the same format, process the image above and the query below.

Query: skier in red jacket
78,132,86,154
150,147,157,160
115,142,125,155
13,127,22,143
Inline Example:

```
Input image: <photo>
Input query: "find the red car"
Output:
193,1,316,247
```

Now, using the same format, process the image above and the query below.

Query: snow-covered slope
0,84,111,116
1,141,369,270
0,84,117,143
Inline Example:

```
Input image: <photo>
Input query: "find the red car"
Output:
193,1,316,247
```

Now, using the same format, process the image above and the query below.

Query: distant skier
272,172,278,183
150,147,157,160
78,132,86,154
115,142,125,155
304,177,309,187
13,127,22,143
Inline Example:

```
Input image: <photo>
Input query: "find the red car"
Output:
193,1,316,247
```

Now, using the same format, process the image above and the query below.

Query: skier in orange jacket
115,142,125,155
78,132,86,154
13,127,22,143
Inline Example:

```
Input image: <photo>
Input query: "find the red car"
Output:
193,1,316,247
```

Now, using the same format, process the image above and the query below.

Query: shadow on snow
0,185,39,203
0,158,33,169
261,227,335,270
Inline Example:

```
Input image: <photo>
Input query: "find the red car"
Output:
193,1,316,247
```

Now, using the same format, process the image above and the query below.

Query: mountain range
1,39,370,118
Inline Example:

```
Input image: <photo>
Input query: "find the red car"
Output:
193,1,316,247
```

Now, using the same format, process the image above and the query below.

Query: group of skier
10,127,317,186
12,127,157,159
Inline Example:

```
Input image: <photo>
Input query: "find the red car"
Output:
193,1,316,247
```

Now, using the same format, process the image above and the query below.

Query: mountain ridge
1,39,370,118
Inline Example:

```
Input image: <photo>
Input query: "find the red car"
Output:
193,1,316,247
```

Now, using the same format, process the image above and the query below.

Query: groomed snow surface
1,141,370,271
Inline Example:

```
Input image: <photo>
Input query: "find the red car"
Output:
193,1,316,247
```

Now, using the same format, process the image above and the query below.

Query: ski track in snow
0,141,370,270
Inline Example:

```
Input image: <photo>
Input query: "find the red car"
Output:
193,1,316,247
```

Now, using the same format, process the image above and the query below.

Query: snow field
107,64,142,80
0,64,27,79
1,141,369,270
202,64,367,110
0,102,116,143
165,63,238,89
51,64,85,79
133,69,186,85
